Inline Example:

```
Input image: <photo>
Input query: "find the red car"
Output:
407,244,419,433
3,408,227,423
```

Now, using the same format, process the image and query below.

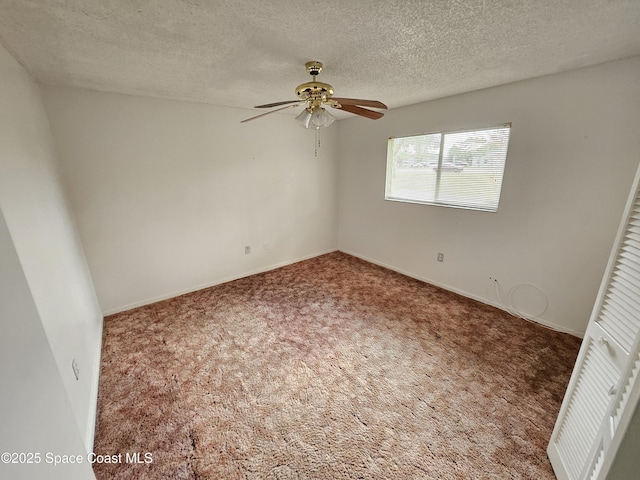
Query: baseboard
103,249,339,316
85,313,104,453
103,247,583,337
339,249,584,338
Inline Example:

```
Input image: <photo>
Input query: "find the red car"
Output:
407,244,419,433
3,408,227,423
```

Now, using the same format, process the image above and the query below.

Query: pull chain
314,127,320,157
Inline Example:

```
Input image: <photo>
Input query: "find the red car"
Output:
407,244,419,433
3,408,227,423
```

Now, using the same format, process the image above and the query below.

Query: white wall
338,56,640,336
0,211,95,480
41,86,339,314
0,45,102,452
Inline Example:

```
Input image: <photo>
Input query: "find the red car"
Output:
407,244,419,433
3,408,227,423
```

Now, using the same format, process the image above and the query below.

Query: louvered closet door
548,163,640,480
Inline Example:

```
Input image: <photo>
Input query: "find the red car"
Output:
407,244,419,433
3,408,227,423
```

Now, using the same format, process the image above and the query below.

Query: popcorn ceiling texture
93,252,581,479
0,0,638,114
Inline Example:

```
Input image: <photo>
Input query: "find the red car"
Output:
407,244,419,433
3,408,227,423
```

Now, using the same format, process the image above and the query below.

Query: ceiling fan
241,61,387,127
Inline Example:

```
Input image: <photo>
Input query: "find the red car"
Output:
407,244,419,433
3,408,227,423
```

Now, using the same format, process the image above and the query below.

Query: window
385,124,511,212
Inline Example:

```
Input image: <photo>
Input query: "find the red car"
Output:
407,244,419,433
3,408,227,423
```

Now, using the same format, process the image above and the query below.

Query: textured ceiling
1,0,639,118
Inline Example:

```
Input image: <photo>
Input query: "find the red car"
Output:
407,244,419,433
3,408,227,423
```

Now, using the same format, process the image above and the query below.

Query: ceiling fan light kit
295,107,336,129
241,61,387,154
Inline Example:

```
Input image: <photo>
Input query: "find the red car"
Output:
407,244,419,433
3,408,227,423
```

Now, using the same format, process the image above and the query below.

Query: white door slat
605,288,640,322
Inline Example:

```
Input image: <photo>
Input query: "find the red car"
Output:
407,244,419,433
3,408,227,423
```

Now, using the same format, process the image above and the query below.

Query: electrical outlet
72,359,80,381
245,246,251,254
437,252,444,262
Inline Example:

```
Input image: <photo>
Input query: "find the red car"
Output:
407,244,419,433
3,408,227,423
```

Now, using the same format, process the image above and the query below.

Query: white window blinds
385,124,511,212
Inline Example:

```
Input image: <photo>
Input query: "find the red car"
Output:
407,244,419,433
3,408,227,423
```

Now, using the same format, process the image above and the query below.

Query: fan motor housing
295,81,334,100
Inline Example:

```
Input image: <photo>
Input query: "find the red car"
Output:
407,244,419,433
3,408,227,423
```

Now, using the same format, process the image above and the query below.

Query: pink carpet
93,252,580,479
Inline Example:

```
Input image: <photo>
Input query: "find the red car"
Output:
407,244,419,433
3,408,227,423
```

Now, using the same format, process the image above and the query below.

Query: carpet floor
93,252,581,479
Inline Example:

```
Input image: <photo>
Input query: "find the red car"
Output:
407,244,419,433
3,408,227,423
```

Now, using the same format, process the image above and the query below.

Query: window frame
385,123,512,212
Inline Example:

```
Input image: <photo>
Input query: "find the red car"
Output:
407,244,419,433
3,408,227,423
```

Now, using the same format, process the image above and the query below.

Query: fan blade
254,100,301,108
240,103,302,123
335,104,385,120
331,97,387,109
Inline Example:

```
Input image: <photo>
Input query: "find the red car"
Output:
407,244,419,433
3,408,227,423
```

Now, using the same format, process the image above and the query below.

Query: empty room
1,1,640,479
